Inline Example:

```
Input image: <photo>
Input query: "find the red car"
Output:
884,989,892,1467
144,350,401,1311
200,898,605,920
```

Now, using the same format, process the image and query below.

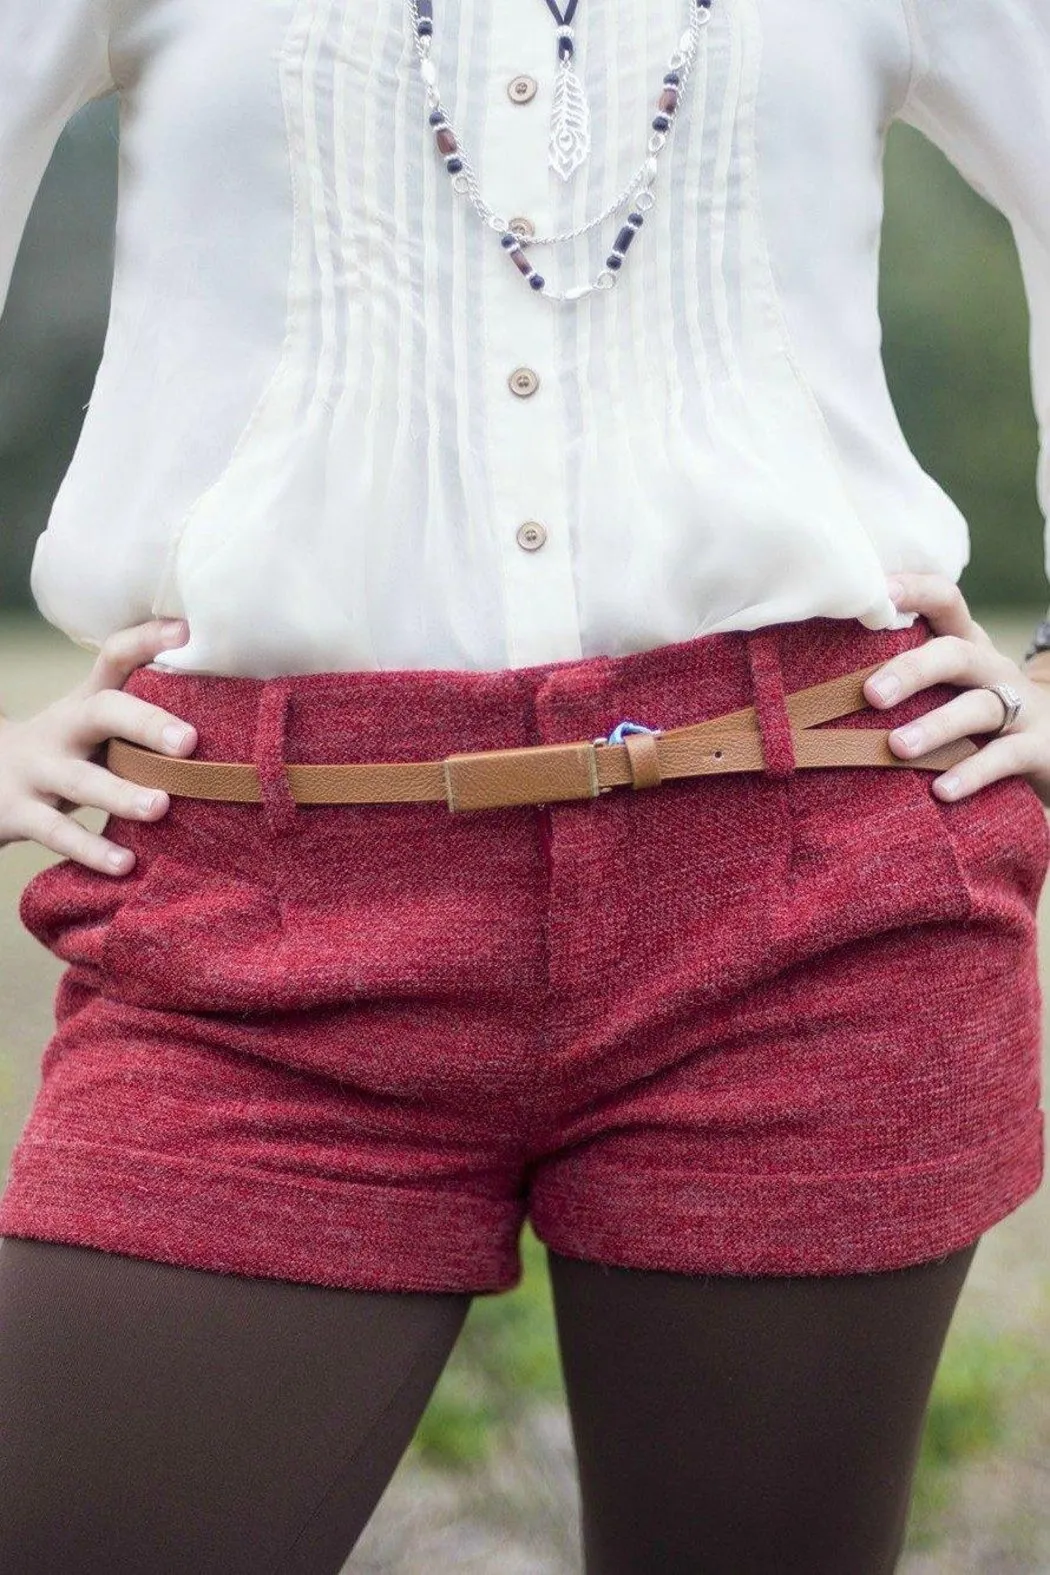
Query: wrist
1024,654,1050,686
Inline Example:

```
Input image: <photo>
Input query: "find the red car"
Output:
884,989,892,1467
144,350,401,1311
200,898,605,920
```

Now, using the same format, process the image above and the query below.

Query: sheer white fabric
1,0,1047,677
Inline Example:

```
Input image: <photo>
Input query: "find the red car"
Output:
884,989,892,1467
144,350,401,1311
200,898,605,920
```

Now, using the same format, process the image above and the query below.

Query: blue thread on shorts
602,720,662,744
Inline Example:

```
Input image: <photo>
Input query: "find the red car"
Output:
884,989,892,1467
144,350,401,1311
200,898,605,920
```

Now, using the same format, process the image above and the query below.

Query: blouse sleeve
0,0,115,326
895,0,1050,608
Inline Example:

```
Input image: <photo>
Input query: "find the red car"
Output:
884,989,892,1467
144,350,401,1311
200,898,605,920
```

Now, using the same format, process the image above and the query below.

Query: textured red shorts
2,615,1047,1292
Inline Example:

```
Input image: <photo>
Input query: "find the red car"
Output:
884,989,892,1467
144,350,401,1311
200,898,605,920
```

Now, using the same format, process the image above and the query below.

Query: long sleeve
0,0,115,327
895,0,1050,602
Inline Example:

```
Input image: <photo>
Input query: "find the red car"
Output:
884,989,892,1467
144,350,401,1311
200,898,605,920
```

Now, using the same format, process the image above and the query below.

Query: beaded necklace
407,0,713,304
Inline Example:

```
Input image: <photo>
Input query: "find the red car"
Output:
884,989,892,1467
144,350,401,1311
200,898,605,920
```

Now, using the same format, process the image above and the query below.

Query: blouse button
508,75,539,104
508,367,540,398
516,521,548,551
508,216,536,239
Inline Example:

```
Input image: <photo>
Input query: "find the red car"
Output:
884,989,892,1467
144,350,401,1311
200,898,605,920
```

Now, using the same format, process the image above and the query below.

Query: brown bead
658,86,679,114
511,249,533,276
435,127,458,155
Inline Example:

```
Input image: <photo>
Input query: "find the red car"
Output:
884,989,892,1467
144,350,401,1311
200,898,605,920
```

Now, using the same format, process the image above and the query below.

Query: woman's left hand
863,572,1050,809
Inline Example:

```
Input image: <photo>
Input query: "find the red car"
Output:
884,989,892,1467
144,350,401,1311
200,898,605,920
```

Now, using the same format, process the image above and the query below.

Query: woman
1,0,1049,1569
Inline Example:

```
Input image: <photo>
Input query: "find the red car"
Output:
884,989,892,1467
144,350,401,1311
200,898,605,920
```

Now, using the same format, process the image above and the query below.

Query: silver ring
981,681,1024,735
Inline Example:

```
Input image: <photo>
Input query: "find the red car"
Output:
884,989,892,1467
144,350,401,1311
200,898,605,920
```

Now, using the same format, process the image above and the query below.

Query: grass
411,1225,564,1471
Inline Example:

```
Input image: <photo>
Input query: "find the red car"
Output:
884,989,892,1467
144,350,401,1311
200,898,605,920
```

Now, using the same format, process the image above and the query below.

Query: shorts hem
0,1138,524,1295
528,1113,1045,1277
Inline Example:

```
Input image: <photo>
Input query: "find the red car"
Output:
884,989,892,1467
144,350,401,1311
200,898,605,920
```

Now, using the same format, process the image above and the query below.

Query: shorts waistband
130,616,931,769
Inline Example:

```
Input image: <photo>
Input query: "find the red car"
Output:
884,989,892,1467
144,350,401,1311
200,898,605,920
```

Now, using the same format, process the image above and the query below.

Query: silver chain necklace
407,0,712,304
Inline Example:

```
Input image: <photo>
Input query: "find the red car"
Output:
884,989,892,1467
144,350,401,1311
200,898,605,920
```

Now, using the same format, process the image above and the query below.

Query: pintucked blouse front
1,0,1049,677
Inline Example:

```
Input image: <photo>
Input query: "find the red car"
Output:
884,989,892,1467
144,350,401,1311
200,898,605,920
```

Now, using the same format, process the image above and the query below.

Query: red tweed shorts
1,615,1047,1292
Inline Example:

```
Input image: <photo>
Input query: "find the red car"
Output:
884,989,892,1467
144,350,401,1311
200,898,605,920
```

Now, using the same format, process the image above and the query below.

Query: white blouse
2,0,1049,677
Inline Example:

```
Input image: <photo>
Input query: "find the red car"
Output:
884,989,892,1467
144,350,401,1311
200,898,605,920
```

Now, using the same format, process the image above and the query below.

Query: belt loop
744,628,796,779
253,677,297,836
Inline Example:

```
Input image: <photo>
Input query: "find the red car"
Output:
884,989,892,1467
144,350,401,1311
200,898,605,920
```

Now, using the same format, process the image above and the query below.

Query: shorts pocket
19,854,125,977
934,766,1050,923
785,755,976,946
781,673,1050,944
99,850,284,1014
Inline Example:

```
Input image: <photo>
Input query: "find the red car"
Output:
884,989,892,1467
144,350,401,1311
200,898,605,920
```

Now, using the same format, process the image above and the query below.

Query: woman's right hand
0,618,199,876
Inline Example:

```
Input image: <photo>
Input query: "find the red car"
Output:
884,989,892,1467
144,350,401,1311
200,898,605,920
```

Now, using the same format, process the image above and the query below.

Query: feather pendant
548,61,591,181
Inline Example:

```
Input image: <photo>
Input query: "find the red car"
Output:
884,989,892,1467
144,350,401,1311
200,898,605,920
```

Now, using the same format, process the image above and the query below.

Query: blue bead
606,254,623,270
652,114,670,132
663,71,681,85
628,211,644,227
500,232,518,249
428,109,443,125
417,17,432,33
529,274,545,290
446,157,463,173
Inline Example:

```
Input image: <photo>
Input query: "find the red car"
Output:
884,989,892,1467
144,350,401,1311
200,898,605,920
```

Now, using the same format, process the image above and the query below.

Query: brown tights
0,1233,978,1574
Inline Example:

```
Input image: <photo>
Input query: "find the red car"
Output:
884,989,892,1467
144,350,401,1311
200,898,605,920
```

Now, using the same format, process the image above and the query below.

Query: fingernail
869,673,902,703
887,577,905,603
895,723,924,750
107,849,132,872
160,620,188,645
135,791,158,814
936,774,961,798
162,724,190,751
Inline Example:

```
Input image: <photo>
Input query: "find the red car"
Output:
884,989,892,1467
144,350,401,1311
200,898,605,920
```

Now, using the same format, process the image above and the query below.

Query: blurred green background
2,107,1050,1573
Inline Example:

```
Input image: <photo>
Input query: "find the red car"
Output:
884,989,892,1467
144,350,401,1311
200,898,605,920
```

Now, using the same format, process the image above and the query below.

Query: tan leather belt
105,660,976,814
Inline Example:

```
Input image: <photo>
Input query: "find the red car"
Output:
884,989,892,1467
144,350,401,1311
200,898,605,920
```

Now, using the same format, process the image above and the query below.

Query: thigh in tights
0,1233,977,1574
547,1238,979,1575
0,1236,472,1575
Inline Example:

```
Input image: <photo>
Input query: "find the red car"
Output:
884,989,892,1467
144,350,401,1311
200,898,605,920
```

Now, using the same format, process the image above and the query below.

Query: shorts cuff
0,1138,524,1295
528,1114,1045,1277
